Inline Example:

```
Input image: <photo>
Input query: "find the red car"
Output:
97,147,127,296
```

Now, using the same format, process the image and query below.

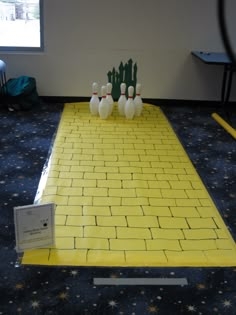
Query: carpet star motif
222,300,232,307
187,305,196,312
147,305,158,313
31,301,40,309
108,300,118,309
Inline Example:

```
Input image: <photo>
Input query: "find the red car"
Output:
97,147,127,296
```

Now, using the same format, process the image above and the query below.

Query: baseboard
40,96,235,109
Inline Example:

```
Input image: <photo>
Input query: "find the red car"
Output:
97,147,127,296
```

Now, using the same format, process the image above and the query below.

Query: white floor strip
94,278,188,286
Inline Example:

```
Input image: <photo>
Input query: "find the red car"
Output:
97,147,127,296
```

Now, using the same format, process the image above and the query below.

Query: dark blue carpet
0,102,235,315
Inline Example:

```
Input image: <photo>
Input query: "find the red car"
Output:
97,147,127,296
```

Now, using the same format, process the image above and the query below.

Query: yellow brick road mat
22,103,236,267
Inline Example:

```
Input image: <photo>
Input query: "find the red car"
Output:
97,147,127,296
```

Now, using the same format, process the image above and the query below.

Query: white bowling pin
106,82,114,115
99,85,110,119
125,86,135,120
118,83,127,116
89,82,99,115
134,83,143,116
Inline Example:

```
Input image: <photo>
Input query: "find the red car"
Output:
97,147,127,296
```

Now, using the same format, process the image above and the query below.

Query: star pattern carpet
0,101,235,314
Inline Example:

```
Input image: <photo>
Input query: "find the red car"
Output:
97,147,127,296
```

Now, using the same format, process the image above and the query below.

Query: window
0,0,43,51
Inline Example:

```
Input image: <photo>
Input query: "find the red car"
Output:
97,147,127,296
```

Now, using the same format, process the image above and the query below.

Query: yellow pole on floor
211,113,236,139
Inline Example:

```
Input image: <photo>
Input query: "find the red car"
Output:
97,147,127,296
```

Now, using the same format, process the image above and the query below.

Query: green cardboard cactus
107,59,137,100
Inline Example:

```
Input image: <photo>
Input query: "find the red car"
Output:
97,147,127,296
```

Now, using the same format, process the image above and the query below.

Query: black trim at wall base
40,96,235,109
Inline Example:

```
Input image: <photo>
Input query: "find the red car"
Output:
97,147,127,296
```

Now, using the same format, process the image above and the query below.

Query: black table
192,51,235,120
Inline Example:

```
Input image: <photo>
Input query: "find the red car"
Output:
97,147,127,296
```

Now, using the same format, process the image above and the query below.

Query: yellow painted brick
131,162,151,168
52,153,72,160
186,190,208,199
48,170,59,178
55,237,75,249
72,179,97,187
165,250,208,265
49,249,87,266
122,180,148,189
215,229,228,239
134,144,154,150
56,205,82,215
47,178,72,187
83,206,111,216
97,216,127,226
58,160,81,166
84,172,106,180
93,196,121,206
72,154,93,161
81,149,103,155
161,189,187,199
187,218,217,229
84,187,108,197
197,207,216,217
93,155,117,161
125,251,168,265
97,179,121,188
22,249,50,265
103,149,123,155
151,162,173,169
216,239,234,250
80,160,104,166
111,206,143,216
149,198,176,207
59,172,83,179
156,174,178,181
199,198,215,207
127,216,159,227
136,188,161,198
70,165,94,173
57,187,83,196
50,165,70,172
146,239,181,250
176,199,201,207
84,226,116,238
122,197,149,206
68,196,93,206
170,206,200,218
148,181,170,189
55,215,67,225
116,143,134,149
117,227,151,239
192,182,205,189
94,166,119,173
119,166,142,173
204,249,236,266
139,155,159,162
63,148,82,154
75,238,109,250
183,229,216,239
164,168,186,174
170,181,192,189
133,173,156,180
105,161,129,167
159,217,188,228
160,156,181,162
180,240,217,250
142,168,164,174
87,250,125,266
67,215,96,226
143,206,171,216
110,239,146,250
55,225,83,237
43,186,58,196
151,228,184,239
178,174,200,181
42,195,68,205
109,188,136,197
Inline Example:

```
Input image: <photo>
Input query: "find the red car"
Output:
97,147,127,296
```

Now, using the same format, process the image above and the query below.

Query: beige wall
1,0,236,100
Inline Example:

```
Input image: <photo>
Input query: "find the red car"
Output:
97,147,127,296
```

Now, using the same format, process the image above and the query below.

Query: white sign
14,203,55,253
